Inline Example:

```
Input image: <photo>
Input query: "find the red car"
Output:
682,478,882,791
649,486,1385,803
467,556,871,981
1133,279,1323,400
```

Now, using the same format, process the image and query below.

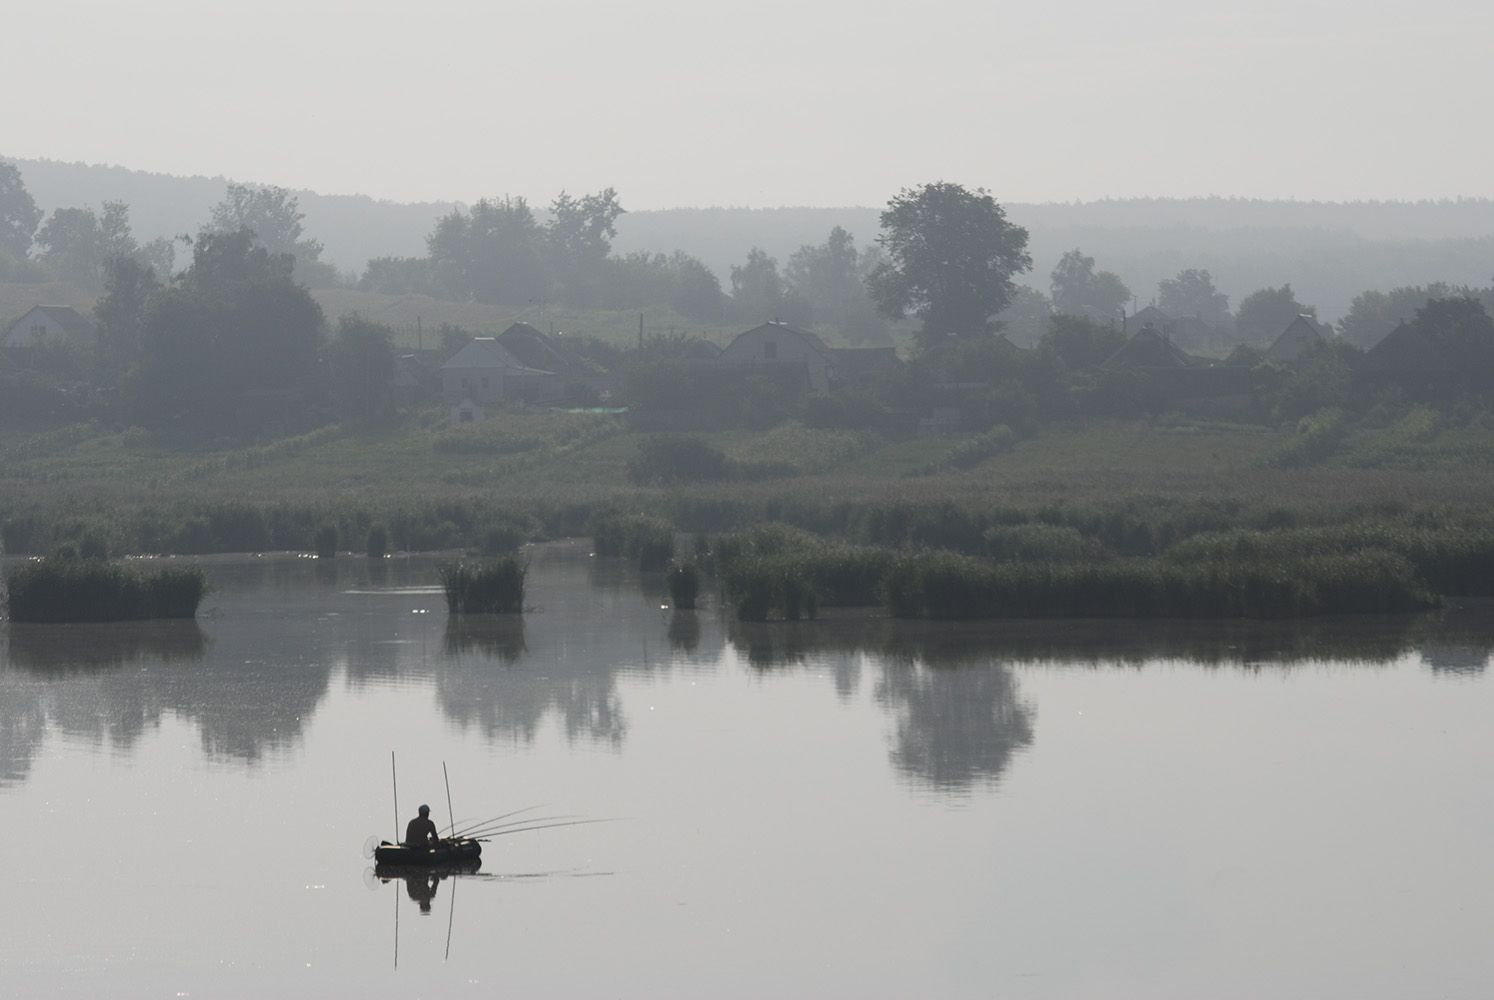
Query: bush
627,435,732,484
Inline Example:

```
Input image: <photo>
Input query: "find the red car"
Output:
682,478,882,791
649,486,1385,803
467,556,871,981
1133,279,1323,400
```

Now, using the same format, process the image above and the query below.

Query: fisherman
404,804,441,850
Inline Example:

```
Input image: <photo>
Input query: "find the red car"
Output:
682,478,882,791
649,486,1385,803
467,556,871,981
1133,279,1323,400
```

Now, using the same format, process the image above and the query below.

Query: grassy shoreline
4,414,1494,619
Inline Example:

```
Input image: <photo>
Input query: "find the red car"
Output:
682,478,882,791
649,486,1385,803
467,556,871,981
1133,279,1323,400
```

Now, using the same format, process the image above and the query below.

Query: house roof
1104,325,1200,370
441,337,528,371
1265,314,1329,362
678,338,722,360
5,304,96,346
727,321,835,359
496,322,577,372
1362,321,1454,373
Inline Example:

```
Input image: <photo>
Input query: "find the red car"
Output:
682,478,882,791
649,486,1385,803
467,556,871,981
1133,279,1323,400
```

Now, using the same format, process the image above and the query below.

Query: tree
730,247,792,322
785,226,878,337
1339,283,1464,348
127,229,325,431
1049,249,1130,319
428,197,545,305
866,181,1031,347
205,183,332,286
325,315,396,424
993,285,1053,348
35,201,140,285
0,161,42,258
1413,296,1494,394
1157,269,1229,325
93,256,163,379
546,188,624,305
1236,283,1315,343
670,252,723,324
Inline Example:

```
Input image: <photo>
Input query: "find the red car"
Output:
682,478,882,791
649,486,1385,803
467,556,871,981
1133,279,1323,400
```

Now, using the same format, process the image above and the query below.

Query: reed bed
666,561,701,609
438,557,527,614
6,560,210,623
710,524,1439,621
589,512,675,570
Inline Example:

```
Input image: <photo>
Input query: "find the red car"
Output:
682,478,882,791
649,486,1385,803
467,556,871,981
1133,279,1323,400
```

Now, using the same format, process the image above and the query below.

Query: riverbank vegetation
6,411,1494,619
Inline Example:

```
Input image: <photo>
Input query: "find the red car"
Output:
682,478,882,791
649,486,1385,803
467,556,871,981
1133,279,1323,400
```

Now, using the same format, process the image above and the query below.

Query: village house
714,321,902,394
440,337,559,422
1264,314,1332,364
3,305,96,351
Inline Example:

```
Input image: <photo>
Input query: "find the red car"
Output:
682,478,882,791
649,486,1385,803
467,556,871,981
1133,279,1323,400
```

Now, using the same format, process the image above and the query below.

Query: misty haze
4,1,1494,995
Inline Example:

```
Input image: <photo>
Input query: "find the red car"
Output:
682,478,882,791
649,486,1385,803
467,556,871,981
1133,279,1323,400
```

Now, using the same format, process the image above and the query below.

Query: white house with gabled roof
4,305,96,350
440,337,558,421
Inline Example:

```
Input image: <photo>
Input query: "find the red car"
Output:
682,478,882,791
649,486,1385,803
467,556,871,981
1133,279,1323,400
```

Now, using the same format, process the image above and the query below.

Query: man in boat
404,804,441,850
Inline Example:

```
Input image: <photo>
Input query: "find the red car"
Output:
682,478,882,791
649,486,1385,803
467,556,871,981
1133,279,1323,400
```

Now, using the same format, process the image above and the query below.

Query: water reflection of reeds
442,615,527,665
5,619,210,674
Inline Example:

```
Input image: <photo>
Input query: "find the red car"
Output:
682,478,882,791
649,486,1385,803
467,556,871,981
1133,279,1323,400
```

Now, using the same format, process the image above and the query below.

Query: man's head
418,804,430,816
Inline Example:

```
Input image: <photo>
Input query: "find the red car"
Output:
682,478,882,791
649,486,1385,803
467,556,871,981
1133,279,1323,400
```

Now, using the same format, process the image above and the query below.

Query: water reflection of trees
877,662,1034,791
725,603,1494,790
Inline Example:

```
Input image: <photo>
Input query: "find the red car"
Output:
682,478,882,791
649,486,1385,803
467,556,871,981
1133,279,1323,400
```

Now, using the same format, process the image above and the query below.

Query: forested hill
10,155,1494,322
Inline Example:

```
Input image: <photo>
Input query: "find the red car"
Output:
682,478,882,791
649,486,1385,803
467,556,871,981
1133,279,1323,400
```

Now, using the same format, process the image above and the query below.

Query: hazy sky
7,1,1490,209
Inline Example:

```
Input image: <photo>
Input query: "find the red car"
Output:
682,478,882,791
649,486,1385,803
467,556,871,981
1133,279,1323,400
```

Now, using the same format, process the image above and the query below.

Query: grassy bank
4,413,1494,620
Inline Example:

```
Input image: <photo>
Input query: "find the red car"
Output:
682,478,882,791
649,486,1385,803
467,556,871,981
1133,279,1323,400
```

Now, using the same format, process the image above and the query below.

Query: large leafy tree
866,181,1031,347
325,315,396,425
1236,283,1315,343
205,183,332,286
36,201,139,284
1413,296,1494,393
546,188,624,305
1339,282,1465,348
730,247,789,322
0,161,43,258
126,230,325,431
1049,248,1130,319
1158,269,1229,324
428,196,545,305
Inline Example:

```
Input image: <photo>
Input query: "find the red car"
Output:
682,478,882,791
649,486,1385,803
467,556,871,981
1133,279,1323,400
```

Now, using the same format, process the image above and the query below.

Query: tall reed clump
438,557,526,614
666,561,701,610
314,524,339,559
589,512,675,570
6,560,211,623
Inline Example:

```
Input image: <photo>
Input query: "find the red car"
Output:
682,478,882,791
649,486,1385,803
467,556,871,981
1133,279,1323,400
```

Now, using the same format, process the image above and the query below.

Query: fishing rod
443,762,455,840
391,751,399,843
463,818,614,841
448,805,545,838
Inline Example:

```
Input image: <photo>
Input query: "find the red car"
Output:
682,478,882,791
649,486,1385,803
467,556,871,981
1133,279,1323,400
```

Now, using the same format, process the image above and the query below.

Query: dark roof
678,338,722,360
1362,322,1453,373
1104,325,1200,370
496,322,576,372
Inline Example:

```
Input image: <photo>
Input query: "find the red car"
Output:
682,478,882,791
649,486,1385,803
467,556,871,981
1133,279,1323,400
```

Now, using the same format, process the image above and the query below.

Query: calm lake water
2,542,1492,999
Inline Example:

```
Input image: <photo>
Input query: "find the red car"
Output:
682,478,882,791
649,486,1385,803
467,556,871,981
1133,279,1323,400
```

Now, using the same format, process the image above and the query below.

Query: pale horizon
7,1,1492,212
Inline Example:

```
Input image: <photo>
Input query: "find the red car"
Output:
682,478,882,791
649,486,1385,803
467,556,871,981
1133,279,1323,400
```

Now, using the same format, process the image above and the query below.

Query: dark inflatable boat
372,837,483,867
